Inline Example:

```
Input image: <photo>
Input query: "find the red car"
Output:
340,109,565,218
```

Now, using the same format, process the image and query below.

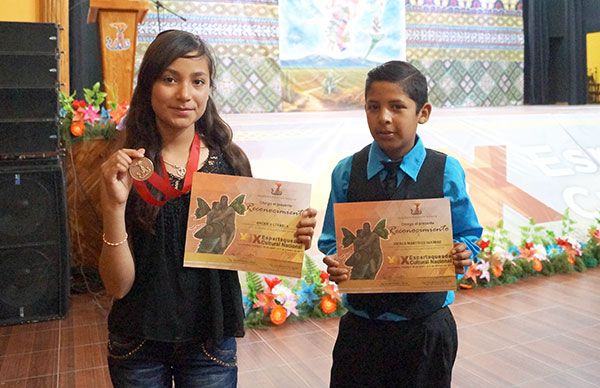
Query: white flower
531,243,548,261
476,261,491,282
272,283,294,304
492,248,514,263
282,299,298,317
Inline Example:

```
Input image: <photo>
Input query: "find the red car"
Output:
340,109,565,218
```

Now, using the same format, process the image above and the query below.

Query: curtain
524,0,587,105
68,0,102,98
523,0,549,104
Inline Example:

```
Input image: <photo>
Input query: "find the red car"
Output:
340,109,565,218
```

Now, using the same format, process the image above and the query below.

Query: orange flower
253,292,276,315
70,120,85,137
567,255,575,265
320,295,337,314
459,283,473,289
270,305,287,325
322,282,341,300
492,262,503,278
464,264,481,284
110,102,129,124
593,228,600,243
532,258,543,272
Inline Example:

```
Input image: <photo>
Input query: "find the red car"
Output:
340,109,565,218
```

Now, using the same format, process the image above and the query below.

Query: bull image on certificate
184,173,311,277
334,198,456,293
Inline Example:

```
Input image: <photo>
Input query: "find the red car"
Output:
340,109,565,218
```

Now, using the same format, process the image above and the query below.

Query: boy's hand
295,208,317,250
451,242,472,275
323,254,349,283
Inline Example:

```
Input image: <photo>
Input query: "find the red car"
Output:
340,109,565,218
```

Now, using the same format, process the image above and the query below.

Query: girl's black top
108,148,245,342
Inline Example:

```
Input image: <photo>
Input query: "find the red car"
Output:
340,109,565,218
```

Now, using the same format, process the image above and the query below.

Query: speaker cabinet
0,22,59,53
0,88,58,120
0,121,60,157
0,22,60,158
0,158,70,325
0,54,59,89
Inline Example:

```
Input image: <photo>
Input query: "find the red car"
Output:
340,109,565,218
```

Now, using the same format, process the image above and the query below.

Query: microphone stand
150,0,187,32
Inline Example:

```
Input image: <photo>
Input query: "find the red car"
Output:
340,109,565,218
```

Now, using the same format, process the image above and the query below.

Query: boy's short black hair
365,61,428,113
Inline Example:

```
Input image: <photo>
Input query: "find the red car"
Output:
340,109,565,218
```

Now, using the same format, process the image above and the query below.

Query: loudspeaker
0,22,59,53
0,22,60,158
0,54,59,89
0,158,70,325
0,121,60,157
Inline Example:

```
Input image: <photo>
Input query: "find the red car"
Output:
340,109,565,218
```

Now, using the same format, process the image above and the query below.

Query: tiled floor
2,267,600,387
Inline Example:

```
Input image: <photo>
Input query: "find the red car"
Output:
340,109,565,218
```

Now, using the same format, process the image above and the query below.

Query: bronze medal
128,157,154,181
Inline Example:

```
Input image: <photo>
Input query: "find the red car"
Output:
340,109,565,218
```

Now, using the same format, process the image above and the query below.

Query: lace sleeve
200,148,236,175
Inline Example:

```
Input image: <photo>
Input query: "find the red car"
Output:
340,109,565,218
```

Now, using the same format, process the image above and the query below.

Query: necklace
163,159,186,179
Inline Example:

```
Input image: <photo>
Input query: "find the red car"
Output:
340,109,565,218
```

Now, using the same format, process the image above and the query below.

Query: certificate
183,173,311,277
334,198,455,293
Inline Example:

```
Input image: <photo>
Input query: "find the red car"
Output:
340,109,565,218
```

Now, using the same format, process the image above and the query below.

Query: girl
99,30,317,387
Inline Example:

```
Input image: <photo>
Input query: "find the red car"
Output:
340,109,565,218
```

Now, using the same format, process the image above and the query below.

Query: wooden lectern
88,0,149,104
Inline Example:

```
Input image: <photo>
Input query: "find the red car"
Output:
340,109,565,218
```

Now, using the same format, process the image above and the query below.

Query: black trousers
330,307,458,388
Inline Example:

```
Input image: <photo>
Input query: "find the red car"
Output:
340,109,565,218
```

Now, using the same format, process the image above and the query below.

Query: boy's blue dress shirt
318,137,483,321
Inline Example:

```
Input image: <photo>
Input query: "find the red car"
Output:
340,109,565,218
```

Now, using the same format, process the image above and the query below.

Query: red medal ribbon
133,132,201,206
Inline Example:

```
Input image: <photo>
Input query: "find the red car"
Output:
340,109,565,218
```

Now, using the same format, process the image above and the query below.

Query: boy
319,61,482,387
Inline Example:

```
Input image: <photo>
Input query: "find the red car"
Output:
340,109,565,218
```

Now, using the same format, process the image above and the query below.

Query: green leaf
302,254,322,285
245,272,264,300
58,90,76,114
560,208,577,235
303,254,319,275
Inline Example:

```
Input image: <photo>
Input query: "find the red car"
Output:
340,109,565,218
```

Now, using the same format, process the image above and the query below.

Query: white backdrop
226,105,600,262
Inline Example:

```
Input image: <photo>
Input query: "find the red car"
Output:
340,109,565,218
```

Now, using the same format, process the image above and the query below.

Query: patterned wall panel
214,56,282,113
135,0,282,112
406,0,524,107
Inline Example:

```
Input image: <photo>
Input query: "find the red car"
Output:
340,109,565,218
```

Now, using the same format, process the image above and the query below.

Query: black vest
346,144,448,319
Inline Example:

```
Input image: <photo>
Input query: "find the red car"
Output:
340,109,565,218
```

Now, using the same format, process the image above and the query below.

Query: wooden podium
88,0,149,104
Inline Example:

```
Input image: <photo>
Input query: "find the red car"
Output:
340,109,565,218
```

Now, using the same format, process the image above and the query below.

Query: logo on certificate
411,201,422,215
271,182,283,195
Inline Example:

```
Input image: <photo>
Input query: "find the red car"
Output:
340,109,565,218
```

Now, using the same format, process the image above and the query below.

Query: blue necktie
382,161,401,199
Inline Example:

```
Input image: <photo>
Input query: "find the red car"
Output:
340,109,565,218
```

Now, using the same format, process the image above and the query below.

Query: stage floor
1,267,600,387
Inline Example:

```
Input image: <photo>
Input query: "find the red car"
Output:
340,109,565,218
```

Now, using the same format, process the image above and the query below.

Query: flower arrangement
59,82,129,143
243,255,346,328
458,210,600,289
241,211,600,327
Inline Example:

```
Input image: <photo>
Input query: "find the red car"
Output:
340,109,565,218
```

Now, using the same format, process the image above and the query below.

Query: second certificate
334,197,456,293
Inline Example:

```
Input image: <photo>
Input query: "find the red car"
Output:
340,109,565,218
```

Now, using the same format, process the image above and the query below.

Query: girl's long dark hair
124,30,252,232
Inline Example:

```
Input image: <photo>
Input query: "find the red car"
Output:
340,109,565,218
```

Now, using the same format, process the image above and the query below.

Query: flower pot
65,134,124,269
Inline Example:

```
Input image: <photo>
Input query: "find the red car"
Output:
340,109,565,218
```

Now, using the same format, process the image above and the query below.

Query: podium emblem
105,22,131,51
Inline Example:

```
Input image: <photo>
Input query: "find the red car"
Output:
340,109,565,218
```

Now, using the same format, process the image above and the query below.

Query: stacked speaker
0,22,70,325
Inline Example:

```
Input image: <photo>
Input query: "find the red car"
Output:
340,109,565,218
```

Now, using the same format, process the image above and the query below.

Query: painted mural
135,0,524,112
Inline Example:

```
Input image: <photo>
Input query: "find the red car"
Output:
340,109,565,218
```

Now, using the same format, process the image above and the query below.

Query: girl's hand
323,254,349,283
100,148,146,210
451,242,472,275
295,208,317,250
